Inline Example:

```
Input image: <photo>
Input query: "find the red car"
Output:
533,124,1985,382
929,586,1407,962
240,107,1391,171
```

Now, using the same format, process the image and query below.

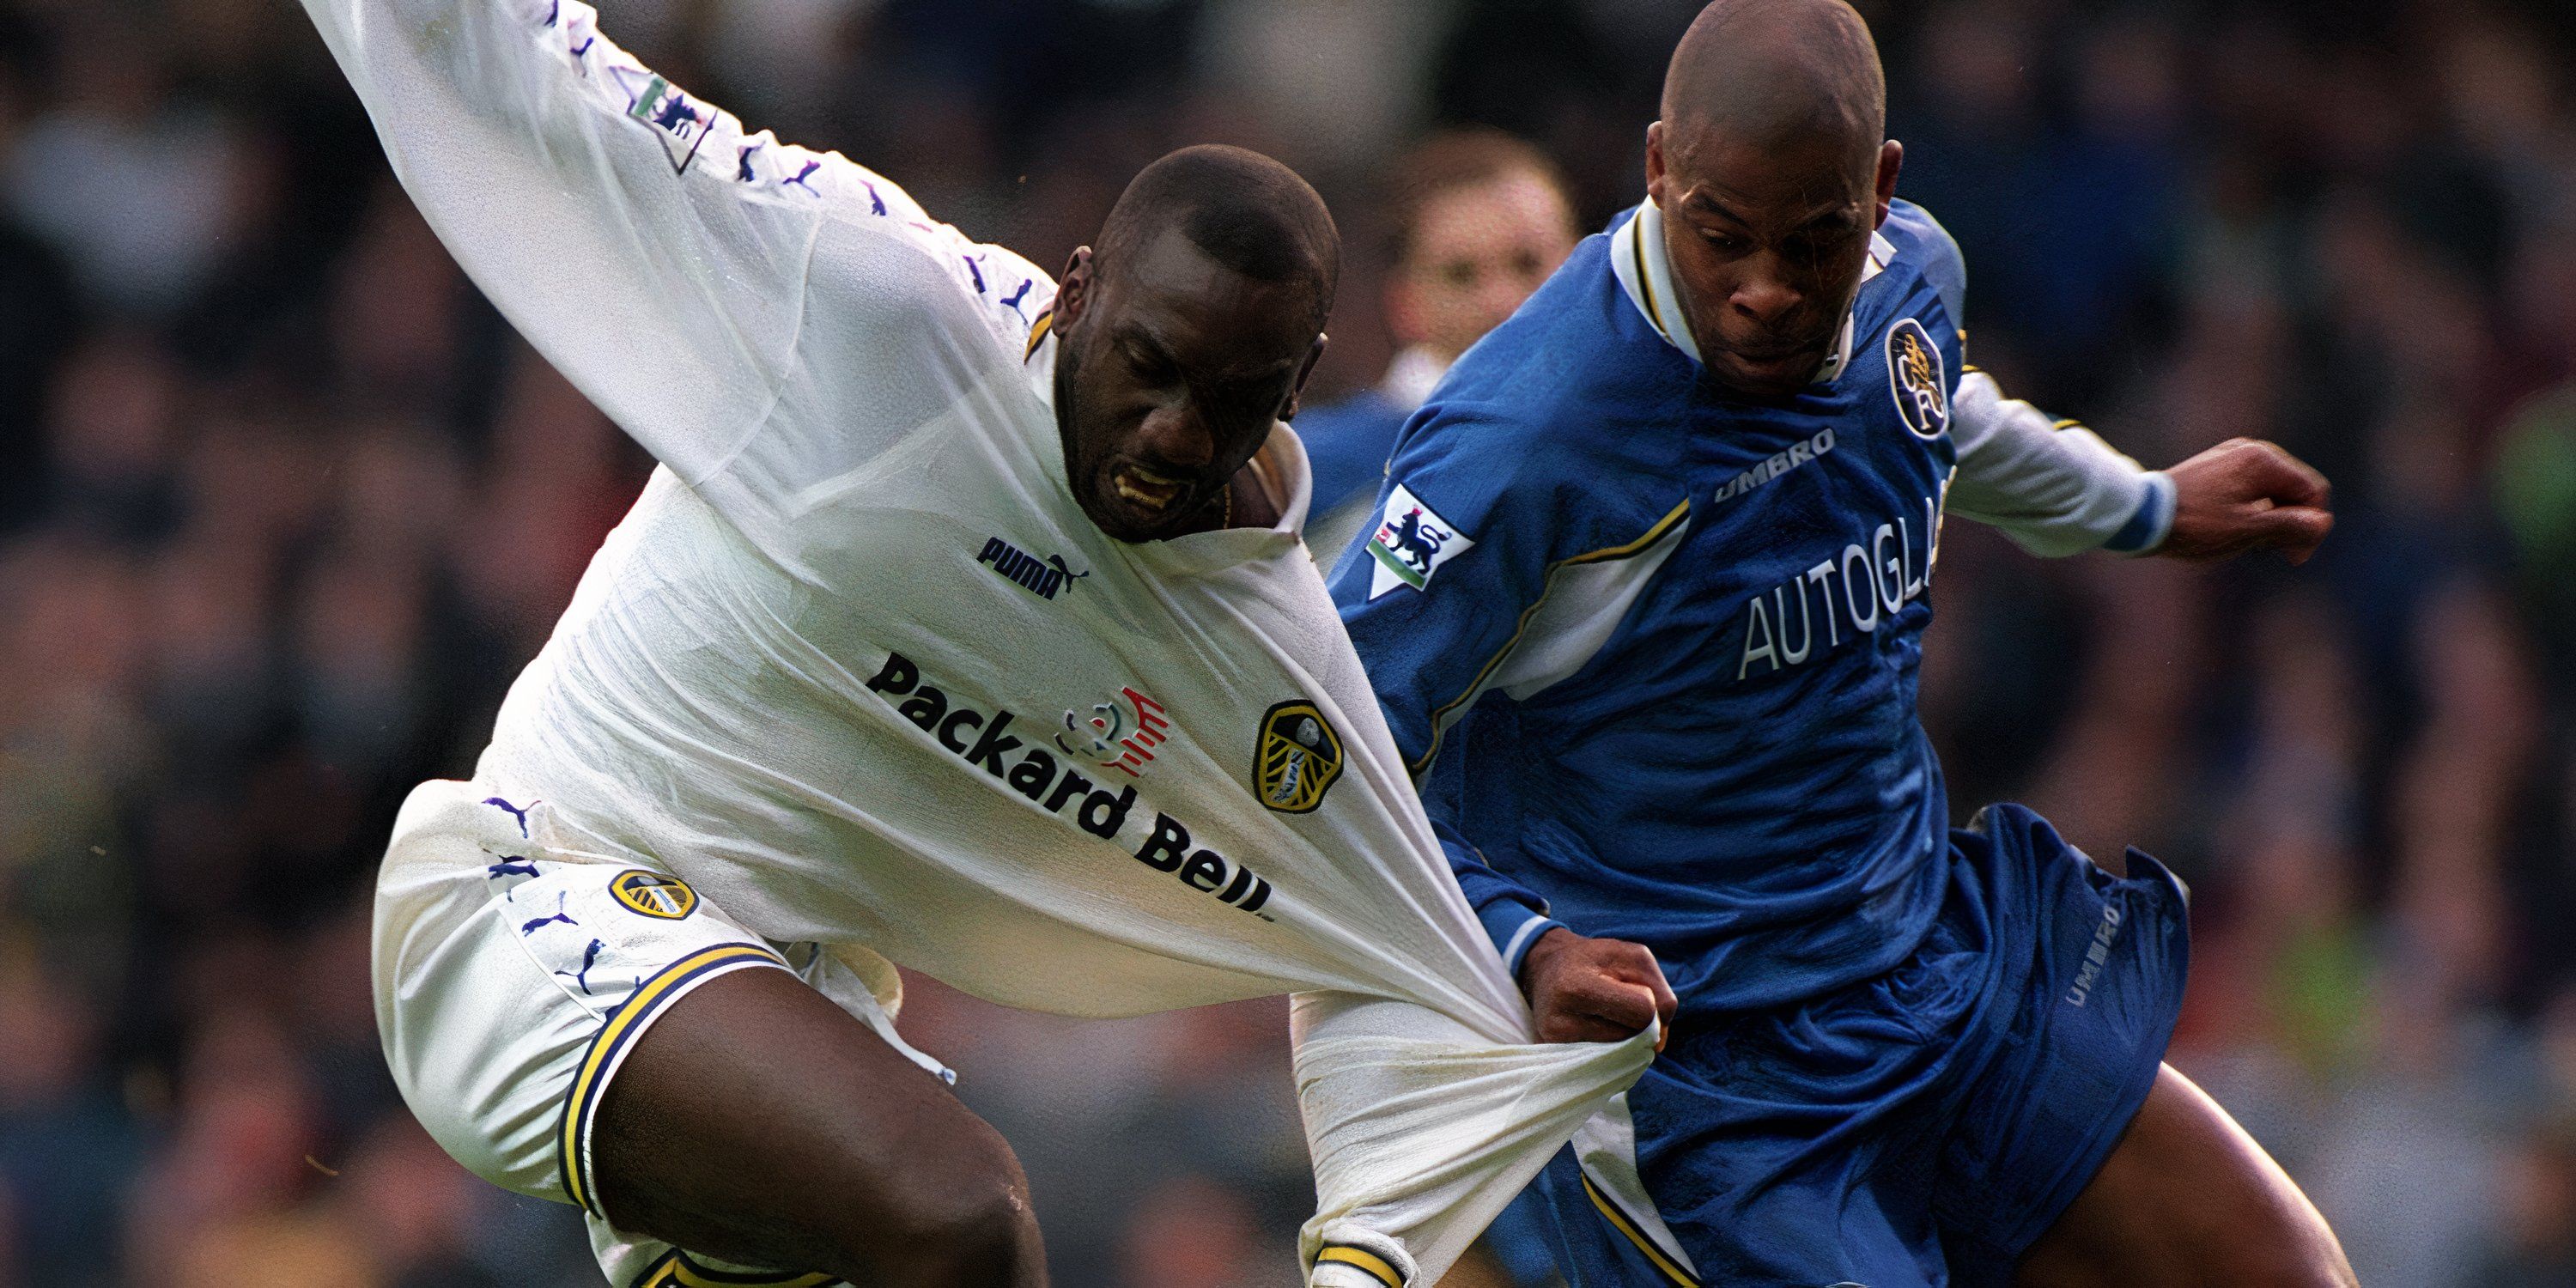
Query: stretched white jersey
301,0,1651,1280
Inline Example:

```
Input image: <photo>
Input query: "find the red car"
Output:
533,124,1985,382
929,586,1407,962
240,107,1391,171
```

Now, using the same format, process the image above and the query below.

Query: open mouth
1111,463,1192,515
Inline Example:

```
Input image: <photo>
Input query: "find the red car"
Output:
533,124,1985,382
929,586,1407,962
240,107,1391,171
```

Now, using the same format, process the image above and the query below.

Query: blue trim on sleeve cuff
2104,471,2176,554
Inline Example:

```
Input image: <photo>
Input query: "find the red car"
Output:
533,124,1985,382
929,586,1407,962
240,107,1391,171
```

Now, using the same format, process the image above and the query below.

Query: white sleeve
1947,369,2175,557
300,0,1053,509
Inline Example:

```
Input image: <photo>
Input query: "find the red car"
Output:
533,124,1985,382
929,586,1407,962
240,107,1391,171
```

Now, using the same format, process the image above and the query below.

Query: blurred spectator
1299,128,1578,562
6,11,249,317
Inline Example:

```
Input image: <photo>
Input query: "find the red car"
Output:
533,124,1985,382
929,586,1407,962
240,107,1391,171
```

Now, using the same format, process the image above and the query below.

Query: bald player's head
1049,145,1340,543
1662,0,1885,184
1646,0,1901,398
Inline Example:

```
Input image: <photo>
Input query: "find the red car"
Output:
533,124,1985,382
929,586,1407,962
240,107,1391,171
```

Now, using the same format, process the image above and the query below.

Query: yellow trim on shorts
1316,1243,1406,1288
557,942,787,1216
1581,1173,1701,1287
629,1249,841,1287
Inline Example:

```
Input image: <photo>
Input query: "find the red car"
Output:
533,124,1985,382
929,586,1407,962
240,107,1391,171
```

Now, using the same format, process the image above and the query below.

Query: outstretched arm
301,0,1044,497
1947,370,2178,556
1947,372,2331,564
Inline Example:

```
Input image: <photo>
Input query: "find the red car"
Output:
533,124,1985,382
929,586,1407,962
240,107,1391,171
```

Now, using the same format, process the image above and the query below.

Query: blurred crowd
1,0,2573,1285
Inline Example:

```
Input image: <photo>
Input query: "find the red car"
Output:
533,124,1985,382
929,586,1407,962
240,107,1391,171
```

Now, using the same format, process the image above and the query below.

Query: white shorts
373,780,948,1287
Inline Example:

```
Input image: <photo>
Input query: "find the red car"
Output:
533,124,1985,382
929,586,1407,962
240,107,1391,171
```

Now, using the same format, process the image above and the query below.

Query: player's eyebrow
1681,190,1754,227
1685,187,1862,234
1118,320,1296,393
1798,204,1865,232
1115,324,1183,374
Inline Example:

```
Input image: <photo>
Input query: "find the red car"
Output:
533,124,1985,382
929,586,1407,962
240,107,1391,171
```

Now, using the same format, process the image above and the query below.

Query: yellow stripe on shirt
1411,495,1692,778
1631,222,1673,343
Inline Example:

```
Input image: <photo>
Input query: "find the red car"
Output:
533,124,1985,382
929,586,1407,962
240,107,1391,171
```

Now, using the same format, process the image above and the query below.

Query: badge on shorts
1255,701,1345,814
610,871,699,920
1885,317,1949,440
1366,483,1473,599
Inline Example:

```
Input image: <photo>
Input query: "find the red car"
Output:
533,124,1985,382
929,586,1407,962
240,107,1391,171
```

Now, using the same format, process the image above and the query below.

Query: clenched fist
1520,927,1679,1046
2160,438,2335,565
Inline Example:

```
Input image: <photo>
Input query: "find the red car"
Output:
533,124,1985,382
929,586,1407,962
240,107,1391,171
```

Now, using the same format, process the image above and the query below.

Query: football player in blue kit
1301,130,1582,566
1328,2,2357,1285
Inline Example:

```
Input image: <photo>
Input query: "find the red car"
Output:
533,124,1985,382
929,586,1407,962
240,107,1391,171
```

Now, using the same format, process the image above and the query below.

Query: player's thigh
2013,1065,2353,1288
591,963,1043,1285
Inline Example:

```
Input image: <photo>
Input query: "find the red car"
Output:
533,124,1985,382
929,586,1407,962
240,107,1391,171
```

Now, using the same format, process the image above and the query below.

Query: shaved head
1662,0,1885,184
1097,144,1340,331
1644,0,1899,398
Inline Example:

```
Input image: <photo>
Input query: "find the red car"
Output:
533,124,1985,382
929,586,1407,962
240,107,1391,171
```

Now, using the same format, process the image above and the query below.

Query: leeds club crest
611,870,699,920
1255,701,1345,814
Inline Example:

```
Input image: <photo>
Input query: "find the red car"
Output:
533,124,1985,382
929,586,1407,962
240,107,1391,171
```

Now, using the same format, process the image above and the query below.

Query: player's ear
1872,140,1903,229
1644,122,1669,205
1056,246,1095,328
1284,333,1327,422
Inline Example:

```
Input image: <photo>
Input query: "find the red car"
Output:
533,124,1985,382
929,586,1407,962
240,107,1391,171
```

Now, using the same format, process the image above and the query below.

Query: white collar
1609,199,1703,364
1608,199,1898,387
1378,345,1450,411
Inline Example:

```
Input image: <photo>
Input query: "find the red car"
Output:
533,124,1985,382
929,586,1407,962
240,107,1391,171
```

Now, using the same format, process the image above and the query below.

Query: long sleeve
301,0,1052,521
1331,474,1565,969
1329,404,1662,972
1947,370,2174,556
1435,818,1564,979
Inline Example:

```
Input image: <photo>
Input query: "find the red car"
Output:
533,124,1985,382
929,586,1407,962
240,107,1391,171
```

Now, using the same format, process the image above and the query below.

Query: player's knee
838,1142,1042,1286
866,1185,1040,1287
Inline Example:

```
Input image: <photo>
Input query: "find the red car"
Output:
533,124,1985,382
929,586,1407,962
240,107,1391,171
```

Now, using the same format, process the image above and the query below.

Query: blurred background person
0,2,2574,1285
1300,128,1581,563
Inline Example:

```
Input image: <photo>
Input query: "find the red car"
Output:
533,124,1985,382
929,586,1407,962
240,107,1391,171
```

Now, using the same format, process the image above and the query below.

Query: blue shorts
1522,804,2189,1288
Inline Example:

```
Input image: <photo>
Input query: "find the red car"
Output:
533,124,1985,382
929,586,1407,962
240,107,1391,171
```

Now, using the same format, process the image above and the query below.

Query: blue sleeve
1297,392,1406,519
1329,401,1585,970
1439,819,1564,980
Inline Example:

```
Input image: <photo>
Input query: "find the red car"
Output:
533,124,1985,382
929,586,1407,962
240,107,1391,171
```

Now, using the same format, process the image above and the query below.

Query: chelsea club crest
1885,317,1949,440
1255,701,1346,814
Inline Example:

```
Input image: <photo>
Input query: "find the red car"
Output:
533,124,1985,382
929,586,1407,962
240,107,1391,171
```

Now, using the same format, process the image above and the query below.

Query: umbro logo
977,536,1087,601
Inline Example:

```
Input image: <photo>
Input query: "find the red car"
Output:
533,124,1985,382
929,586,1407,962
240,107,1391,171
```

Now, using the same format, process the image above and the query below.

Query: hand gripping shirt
301,0,1652,1281
1331,199,2172,1011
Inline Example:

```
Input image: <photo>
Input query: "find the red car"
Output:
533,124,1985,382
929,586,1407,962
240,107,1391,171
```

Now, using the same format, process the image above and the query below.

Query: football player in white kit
307,0,1678,1285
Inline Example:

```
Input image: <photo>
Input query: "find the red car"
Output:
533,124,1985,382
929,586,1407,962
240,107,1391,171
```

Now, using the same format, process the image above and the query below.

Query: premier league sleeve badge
1365,483,1475,600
